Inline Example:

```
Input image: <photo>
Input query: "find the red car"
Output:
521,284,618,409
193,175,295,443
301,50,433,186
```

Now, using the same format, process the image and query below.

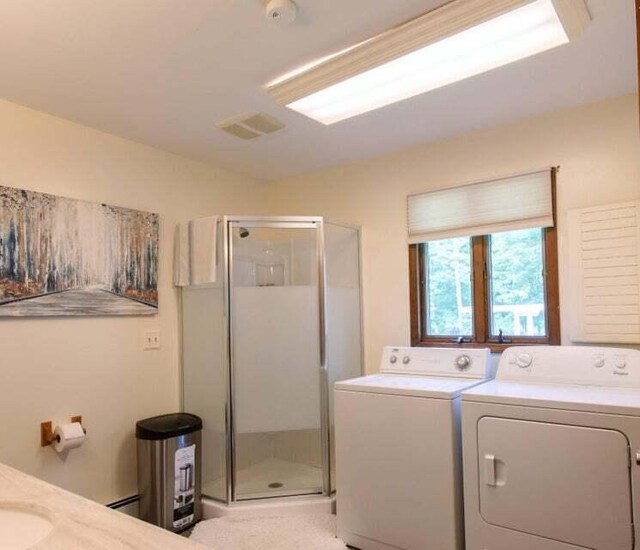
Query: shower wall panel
182,285,227,501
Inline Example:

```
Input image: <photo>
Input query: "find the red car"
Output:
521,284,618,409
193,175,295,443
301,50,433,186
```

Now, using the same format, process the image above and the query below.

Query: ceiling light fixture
266,0,590,125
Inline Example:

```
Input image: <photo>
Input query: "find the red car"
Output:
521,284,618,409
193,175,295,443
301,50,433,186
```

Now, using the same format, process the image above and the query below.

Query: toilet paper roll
53,422,85,453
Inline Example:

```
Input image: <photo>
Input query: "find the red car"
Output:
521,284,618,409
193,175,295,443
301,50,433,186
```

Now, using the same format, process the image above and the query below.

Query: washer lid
335,374,489,399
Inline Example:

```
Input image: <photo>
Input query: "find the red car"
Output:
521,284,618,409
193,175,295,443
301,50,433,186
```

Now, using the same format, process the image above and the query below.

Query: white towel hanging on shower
173,216,218,286
189,216,218,285
173,222,191,287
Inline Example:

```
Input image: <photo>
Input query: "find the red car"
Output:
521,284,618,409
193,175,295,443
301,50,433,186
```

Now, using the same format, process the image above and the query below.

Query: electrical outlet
144,330,161,350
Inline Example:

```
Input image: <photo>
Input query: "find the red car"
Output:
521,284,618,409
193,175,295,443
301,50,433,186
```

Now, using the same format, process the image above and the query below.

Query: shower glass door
229,220,326,500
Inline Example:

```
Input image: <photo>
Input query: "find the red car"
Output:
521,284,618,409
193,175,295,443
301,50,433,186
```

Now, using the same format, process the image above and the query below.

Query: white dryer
462,345,640,550
334,346,491,550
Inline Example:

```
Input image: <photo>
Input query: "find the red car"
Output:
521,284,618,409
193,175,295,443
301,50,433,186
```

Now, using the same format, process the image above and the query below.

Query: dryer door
478,417,633,550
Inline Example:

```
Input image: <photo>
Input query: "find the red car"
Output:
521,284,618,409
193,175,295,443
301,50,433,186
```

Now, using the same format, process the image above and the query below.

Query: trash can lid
136,413,202,440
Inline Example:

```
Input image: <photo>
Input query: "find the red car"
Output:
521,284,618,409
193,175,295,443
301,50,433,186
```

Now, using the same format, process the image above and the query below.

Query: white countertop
0,462,209,549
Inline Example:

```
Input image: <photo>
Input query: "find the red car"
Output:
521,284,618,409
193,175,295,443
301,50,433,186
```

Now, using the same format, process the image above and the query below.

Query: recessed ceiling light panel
266,0,591,125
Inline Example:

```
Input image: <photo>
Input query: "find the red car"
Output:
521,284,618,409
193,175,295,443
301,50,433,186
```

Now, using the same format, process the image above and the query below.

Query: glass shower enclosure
181,216,362,503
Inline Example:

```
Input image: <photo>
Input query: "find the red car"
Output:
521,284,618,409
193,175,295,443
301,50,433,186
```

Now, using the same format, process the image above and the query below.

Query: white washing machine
334,346,491,550
462,345,640,550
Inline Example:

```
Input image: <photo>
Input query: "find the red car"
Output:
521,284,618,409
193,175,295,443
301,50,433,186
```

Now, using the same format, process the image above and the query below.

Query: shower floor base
202,492,335,520
203,458,324,501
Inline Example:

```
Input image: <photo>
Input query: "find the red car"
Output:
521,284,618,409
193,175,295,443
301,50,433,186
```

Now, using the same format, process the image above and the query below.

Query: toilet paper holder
41,416,86,447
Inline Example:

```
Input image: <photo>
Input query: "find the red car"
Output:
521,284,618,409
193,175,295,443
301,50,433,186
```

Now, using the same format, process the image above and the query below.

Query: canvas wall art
0,185,159,316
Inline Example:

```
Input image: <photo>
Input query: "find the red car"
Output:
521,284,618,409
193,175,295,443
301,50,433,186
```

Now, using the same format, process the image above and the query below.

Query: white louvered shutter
568,201,640,344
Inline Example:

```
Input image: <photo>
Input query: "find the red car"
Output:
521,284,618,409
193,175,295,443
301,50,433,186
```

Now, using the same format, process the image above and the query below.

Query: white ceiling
0,0,636,181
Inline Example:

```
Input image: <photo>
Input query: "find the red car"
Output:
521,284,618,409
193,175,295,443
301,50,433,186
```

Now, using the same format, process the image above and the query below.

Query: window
423,236,473,337
408,169,560,351
488,228,546,338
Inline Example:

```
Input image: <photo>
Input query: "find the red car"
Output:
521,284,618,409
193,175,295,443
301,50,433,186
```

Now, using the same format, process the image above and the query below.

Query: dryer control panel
380,346,491,380
497,346,640,387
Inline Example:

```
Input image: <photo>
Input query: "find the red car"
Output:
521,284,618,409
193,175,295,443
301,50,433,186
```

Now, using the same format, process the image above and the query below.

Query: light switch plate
144,330,161,350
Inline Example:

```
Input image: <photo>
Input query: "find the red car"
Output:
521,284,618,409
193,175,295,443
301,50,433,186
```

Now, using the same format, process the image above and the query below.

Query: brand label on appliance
173,444,195,529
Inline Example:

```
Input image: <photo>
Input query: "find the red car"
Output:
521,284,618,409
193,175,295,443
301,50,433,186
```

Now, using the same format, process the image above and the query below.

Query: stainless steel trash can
136,413,202,532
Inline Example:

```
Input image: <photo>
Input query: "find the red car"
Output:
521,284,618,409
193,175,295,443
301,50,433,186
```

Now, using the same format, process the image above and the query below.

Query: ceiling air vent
217,113,285,140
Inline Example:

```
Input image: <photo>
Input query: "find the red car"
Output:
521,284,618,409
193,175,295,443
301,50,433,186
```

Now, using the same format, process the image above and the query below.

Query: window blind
407,169,554,243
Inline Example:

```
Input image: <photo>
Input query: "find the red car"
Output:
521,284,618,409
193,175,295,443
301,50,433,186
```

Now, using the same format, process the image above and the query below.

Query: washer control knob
593,355,605,368
389,355,398,364
455,354,471,370
402,355,411,365
615,357,627,370
516,353,533,368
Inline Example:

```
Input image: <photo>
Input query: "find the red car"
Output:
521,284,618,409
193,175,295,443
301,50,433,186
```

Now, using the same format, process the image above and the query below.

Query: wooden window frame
409,170,560,353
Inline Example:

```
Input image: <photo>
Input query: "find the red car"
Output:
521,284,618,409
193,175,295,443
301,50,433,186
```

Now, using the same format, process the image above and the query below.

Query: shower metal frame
222,215,332,503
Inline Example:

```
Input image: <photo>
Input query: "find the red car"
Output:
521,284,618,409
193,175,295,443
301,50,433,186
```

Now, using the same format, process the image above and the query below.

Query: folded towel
189,216,218,285
173,222,190,287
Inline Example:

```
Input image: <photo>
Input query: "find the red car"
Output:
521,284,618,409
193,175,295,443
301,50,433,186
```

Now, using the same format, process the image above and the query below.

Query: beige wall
267,94,640,373
1,93,638,505
0,99,267,504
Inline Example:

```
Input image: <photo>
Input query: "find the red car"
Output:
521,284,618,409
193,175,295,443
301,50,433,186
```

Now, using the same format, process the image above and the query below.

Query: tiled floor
203,458,323,499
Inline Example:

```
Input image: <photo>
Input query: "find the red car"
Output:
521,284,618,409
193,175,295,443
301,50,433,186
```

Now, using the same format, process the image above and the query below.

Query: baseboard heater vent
107,494,140,509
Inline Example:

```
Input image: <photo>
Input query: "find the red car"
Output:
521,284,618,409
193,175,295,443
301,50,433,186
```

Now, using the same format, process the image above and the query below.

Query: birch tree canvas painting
0,185,158,316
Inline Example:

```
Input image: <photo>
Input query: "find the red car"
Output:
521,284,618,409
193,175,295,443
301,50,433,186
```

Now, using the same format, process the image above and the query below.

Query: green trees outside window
412,226,559,349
